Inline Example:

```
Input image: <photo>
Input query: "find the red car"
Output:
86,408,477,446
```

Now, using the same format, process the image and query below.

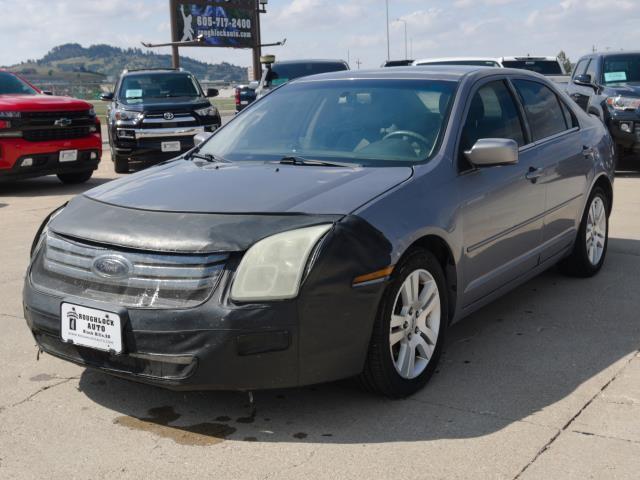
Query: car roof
122,69,192,76
414,57,500,65
291,66,547,84
500,56,558,61
273,59,348,66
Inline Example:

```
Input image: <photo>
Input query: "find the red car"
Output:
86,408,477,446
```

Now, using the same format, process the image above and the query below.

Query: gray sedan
24,67,614,398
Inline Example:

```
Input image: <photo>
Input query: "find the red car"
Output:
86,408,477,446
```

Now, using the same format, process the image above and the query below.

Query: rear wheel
559,187,609,277
359,249,448,398
57,170,93,184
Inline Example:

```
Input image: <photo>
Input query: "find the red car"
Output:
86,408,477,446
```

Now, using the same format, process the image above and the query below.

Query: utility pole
355,59,363,70
170,0,180,68
396,18,408,60
252,0,263,81
385,0,390,61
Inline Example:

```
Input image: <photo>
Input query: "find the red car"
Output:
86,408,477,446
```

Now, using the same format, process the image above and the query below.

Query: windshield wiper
186,151,230,163
279,156,359,168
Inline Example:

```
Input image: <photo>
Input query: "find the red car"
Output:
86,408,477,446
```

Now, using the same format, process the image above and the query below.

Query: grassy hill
7,43,248,84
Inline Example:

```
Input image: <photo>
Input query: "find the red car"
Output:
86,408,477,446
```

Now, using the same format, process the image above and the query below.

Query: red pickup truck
0,71,101,184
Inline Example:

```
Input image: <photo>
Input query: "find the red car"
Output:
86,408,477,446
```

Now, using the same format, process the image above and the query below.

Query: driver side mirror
574,74,593,87
100,92,114,101
464,138,518,167
42,90,53,96
206,88,219,98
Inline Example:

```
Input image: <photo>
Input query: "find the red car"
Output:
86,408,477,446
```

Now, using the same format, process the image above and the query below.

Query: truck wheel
57,170,93,184
113,153,129,174
358,249,448,398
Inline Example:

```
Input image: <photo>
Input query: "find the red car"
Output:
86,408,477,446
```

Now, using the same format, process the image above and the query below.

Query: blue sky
0,0,638,69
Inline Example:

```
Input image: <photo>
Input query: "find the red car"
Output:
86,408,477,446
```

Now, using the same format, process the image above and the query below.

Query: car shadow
77,237,640,445
0,175,113,198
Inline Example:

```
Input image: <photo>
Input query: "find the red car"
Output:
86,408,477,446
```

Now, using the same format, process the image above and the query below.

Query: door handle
583,145,595,158
525,167,543,183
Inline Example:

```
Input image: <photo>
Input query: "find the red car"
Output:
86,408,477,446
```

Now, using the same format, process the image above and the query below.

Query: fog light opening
21,157,34,167
620,121,633,134
90,152,98,160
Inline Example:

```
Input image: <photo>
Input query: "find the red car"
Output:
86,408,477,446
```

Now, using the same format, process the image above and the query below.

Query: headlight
114,110,143,121
88,107,96,116
606,96,640,111
230,225,332,302
30,205,66,258
0,111,21,119
195,106,218,117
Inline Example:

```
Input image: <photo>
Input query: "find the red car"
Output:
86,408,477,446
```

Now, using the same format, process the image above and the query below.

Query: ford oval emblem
163,112,175,120
92,255,132,279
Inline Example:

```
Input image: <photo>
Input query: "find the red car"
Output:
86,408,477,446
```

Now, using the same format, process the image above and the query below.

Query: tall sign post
168,0,263,80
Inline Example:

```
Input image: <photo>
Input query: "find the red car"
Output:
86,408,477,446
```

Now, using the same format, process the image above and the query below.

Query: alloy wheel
586,196,607,266
389,269,441,380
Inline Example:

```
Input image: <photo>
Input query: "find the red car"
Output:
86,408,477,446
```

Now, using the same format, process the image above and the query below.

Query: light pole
395,18,408,60
385,0,390,61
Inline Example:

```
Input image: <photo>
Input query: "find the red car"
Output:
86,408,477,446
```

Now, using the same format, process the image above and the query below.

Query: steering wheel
382,130,431,157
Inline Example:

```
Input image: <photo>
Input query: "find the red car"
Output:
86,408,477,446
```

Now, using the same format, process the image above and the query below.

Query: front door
457,79,546,307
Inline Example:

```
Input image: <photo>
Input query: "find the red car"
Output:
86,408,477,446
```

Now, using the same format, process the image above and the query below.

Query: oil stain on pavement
114,406,236,446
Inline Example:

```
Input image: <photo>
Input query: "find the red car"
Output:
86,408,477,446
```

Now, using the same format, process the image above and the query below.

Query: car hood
0,94,92,112
603,82,640,97
120,97,211,112
85,159,413,215
49,160,411,253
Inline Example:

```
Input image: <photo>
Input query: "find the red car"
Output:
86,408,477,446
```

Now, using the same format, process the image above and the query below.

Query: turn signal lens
353,266,395,286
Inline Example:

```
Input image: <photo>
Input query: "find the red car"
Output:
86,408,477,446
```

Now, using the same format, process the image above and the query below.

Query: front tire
359,249,448,398
112,147,129,174
57,170,93,184
559,187,609,277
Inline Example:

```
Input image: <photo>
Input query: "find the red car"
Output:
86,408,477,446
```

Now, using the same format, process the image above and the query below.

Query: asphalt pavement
0,153,639,479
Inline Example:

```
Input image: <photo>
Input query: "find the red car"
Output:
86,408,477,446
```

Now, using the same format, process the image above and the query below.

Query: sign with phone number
172,0,257,49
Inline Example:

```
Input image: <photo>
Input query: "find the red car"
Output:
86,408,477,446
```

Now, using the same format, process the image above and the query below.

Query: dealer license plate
161,141,181,152
59,150,78,163
60,303,123,354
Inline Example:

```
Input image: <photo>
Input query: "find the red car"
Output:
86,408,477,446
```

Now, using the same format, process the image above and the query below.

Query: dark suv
566,52,640,164
102,68,221,173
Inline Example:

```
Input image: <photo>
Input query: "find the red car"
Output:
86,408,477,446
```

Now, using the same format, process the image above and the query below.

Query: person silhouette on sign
181,6,194,42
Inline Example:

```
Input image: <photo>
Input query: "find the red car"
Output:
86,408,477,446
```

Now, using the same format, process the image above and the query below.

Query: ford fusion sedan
24,67,614,398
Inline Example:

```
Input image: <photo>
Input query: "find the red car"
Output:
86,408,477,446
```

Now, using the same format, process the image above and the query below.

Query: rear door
511,79,590,261
457,79,546,306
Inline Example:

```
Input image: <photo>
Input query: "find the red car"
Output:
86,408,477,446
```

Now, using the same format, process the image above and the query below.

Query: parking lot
0,149,637,479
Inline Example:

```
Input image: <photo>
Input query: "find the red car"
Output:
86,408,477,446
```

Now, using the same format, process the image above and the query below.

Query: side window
573,59,588,79
585,59,599,83
512,80,569,141
459,80,526,170
560,100,578,129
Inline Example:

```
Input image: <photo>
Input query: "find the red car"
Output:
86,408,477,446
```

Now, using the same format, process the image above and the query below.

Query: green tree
557,50,572,74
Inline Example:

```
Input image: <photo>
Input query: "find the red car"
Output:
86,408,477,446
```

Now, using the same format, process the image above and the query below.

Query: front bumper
0,134,102,181
607,111,640,149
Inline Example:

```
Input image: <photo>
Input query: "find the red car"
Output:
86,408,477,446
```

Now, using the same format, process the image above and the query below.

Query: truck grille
31,233,228,309
23,126,92,142
20,110,96,142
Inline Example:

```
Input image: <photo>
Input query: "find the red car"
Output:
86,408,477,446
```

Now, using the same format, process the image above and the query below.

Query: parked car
566,51,640,165
25,67,614,398
414,56,570,83
382,60,415,67
101,68,221,173
234,81,258,113
0,70,101,184
254,57,350,99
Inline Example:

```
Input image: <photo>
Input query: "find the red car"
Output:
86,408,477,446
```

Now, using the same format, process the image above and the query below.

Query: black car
254,58,349,99
101,68,221,173
566,52,640,164
234,81,258,113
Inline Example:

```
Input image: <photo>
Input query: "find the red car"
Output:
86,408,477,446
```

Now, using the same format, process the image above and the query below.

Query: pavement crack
571,429,640,445
1,377,78,413
513,351,639,479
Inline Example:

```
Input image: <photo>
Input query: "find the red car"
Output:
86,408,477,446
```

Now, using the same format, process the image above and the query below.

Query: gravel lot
0,153,639,479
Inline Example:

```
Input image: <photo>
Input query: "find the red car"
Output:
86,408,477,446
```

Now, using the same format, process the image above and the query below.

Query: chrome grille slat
31,233,229,309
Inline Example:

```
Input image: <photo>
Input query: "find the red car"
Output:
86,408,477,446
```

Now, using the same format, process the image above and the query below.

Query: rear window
502,60,563,75
0,72,38,95
267,62,348,87
418,60,500,67
513,80,569,141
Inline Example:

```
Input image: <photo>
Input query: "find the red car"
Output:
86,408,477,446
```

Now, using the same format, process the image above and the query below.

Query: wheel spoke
390,314,406,329
389,330,405,347
410,272,420,305
415,335,433,360
398,342,416,378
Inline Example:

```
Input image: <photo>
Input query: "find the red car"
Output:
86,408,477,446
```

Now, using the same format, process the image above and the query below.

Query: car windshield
602,55,640,85
266,62,348,87
502,60,563,75
0,72,38,95
201,79,456,166
119,73,201,103
418,60,500,67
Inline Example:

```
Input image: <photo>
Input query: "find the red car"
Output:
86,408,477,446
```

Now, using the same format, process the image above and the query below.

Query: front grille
31,233,228,309
23,126,92,142
634,123,640,141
